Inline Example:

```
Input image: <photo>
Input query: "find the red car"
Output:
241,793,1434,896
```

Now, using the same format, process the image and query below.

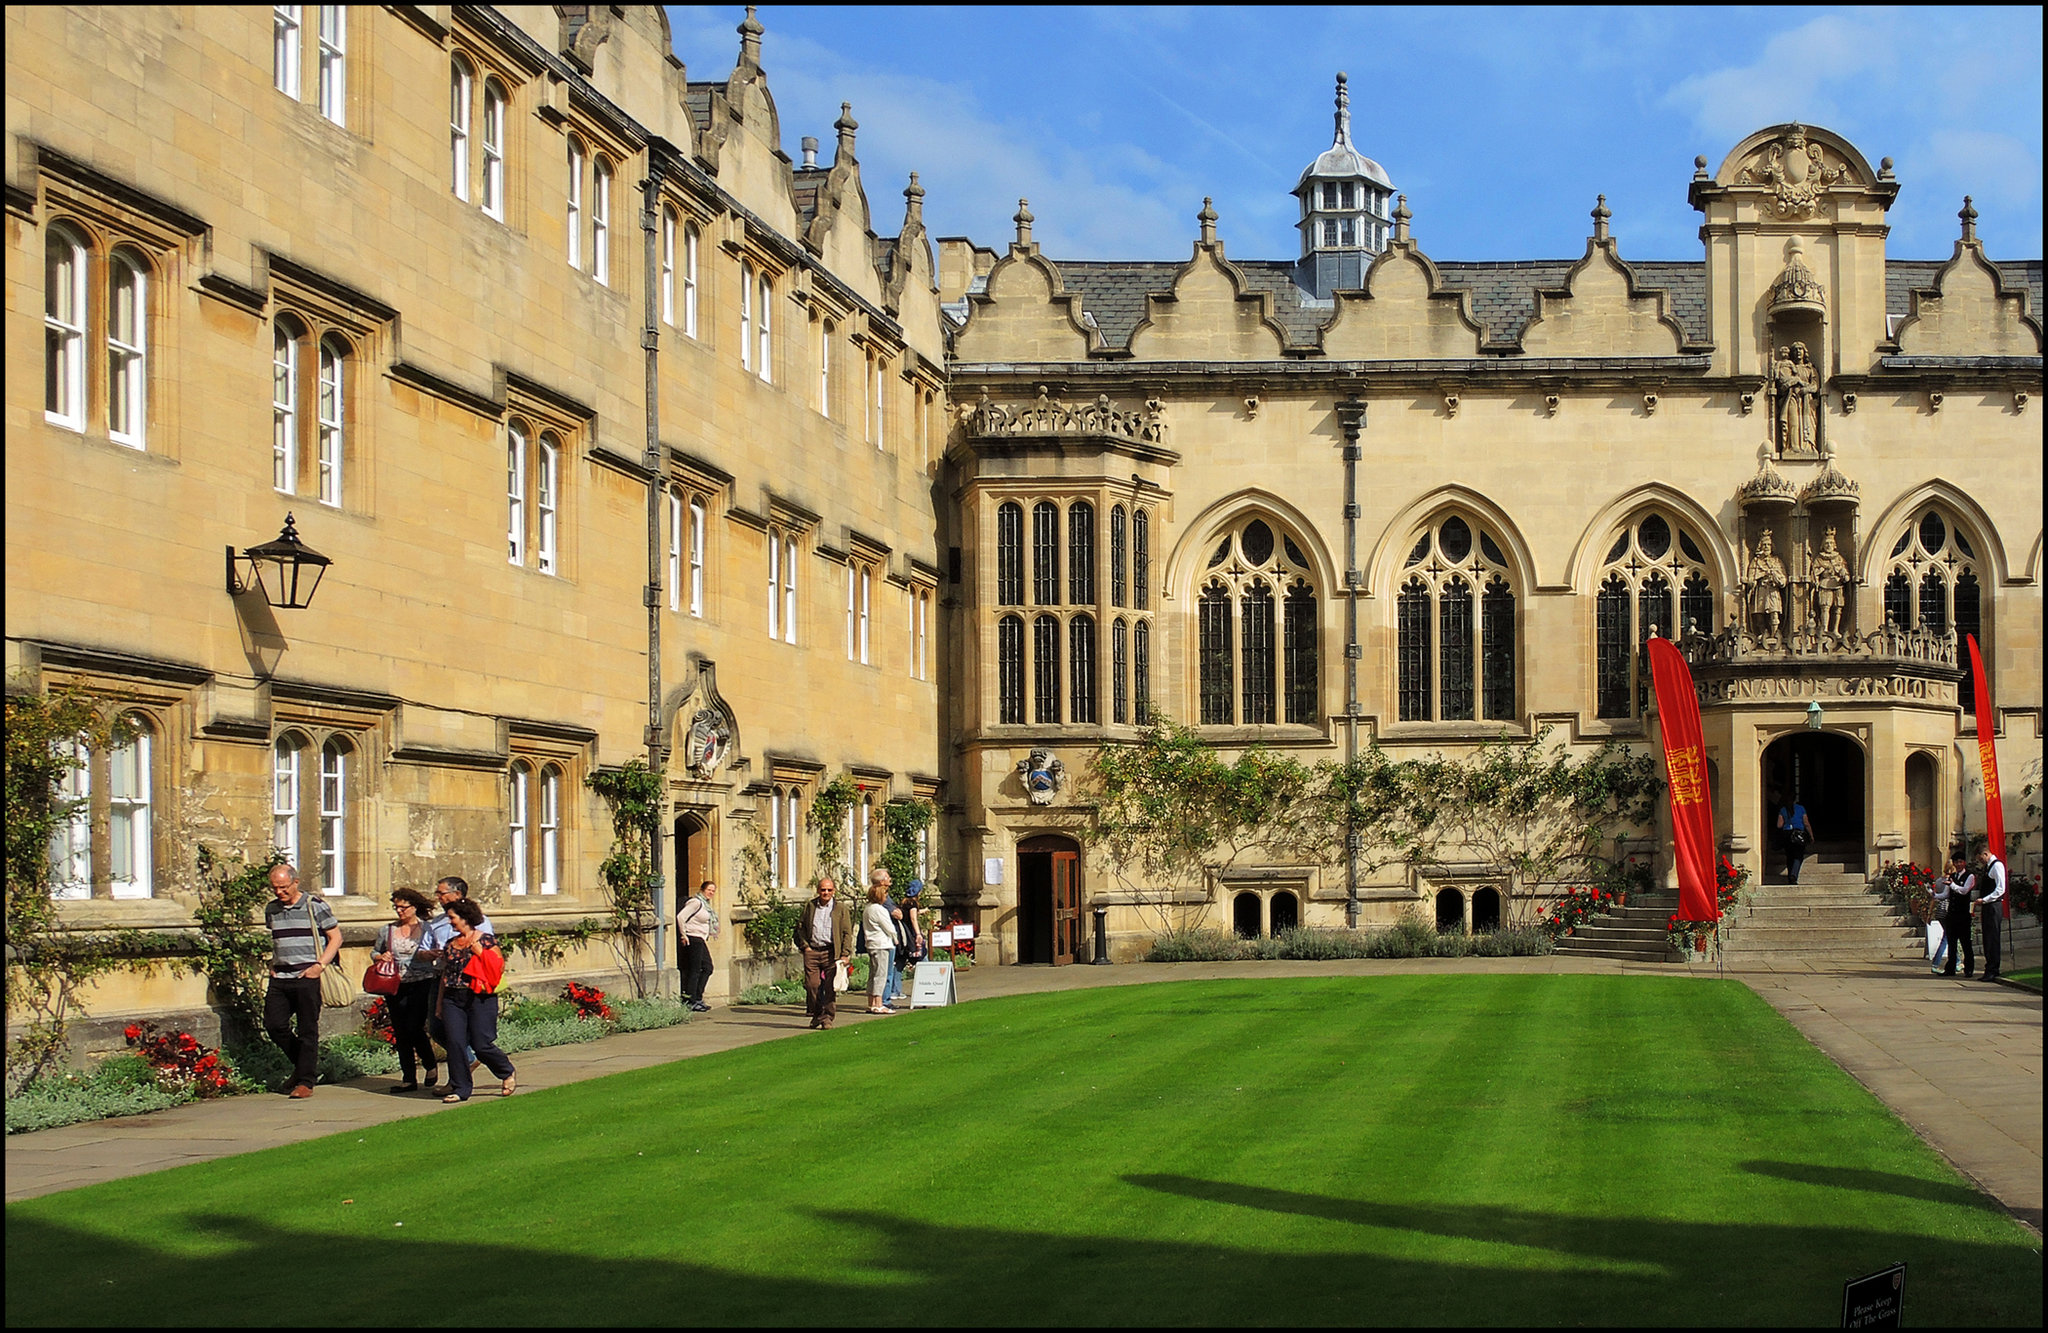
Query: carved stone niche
1764,238,1827,458
1735,455,1798,643
1795,463,1860,643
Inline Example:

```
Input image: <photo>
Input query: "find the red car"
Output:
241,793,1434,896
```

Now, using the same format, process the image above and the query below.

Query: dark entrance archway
1017,835,1082,965
674,812,711,898
1472,887,1501,932
1761,731,1865,880
1233,892,1262,938
1435,887,1465,932
1270,891,1300,934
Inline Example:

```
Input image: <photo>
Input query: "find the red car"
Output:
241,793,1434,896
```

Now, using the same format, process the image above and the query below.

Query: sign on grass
910,961,955,1008
1841,1262,1904,1329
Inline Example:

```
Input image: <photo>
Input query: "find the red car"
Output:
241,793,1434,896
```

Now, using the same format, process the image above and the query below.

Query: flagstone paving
8,947,2040,1237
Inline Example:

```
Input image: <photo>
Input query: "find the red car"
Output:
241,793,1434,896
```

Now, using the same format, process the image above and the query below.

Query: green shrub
1147,913,1555,965
1272,927,1373,960
608,997,693,1032
495,1015,609,1055
735,977,804,1006
4,1055,190,1134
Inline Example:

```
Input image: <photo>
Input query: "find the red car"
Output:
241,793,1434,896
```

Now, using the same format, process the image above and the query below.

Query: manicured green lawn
2004,966,2041,991
6,977,2040,1326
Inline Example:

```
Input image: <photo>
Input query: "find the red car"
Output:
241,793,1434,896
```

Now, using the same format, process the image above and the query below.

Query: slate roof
1042,255,1714,352
684,85,718,137
1886,259,2042,326
790,168,827,231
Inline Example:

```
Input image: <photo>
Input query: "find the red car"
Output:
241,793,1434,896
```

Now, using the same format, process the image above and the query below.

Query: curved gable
1127,243,1287,361
1321,244,1485,359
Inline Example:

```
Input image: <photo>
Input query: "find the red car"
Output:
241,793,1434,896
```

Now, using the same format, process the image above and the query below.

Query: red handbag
462,946,506,995
363,956,402,996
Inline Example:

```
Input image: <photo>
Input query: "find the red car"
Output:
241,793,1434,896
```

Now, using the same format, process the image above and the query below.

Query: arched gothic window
1883,507,1985,712
997,614,1025,723
1069,501,1095,605
1070,613,1097,723
1593,511,1715,720
1397,515,1515,722
1196,517,1318,726
1110,505,1128,608
1033,614,1060,723
1032,501,1060,605
996,501,1024,605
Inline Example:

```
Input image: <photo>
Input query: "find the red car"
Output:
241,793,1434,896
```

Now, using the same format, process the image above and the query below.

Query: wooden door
1052,850,1080,965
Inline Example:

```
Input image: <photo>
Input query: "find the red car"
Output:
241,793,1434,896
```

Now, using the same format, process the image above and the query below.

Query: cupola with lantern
1292,72,1396,298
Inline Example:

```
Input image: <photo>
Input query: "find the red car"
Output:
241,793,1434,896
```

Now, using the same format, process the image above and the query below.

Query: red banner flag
1647,638,1720,923
1967,635,2008,918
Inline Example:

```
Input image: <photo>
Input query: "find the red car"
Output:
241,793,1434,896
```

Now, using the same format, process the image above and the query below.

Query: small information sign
910,961,956,1008
984,857,1004,885
1842,1263,1904,1329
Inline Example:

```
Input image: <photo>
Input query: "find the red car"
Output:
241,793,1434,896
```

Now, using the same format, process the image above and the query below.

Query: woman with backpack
1776,794,1814,885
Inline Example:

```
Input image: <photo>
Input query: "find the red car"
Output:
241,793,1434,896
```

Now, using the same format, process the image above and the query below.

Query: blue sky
664,6,2042,265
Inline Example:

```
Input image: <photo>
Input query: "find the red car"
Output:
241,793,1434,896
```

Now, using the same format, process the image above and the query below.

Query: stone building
940,88,2042,961
5,7,2041,1036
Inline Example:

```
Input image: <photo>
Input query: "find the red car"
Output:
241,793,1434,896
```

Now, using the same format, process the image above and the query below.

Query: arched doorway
1761,731,1865,880
1233,892,1262,939
1905,753,1938,871
1472,887,1501,932
1435,887,1465,933
1017,835,1082,965
1270,891,1300,934
674,811,711,898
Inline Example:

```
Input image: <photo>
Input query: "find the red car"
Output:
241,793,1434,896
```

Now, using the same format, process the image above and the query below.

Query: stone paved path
8,948,2040,1237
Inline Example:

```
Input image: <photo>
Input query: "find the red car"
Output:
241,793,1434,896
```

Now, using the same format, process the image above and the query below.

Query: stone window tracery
1593,511,1714,720
1883,507,1984,711
997,614,1025,724
1110,505,1128,608
1396,515,1515,722
1069,501,1096,605
996,501,1024,605
1196,517,1319,727
1032,501,1060,605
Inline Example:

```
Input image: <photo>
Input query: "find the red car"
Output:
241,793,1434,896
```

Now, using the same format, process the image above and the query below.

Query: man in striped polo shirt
263,862,342,1098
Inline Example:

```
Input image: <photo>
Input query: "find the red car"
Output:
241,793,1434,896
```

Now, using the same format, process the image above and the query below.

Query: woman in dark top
436,898,516,1102
374,886,440,1092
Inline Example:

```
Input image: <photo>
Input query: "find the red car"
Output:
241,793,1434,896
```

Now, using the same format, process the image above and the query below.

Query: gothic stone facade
5,8,2042,1030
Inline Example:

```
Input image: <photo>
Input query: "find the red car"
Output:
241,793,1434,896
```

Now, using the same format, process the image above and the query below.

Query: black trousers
389,978,437,1080
1940,905,1975,975
680,936,714,1004
1979,903,2002,977
441,990,515,1099
263,976,322,1088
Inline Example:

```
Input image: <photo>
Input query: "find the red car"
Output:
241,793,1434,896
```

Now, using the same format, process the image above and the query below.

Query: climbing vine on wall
587,760,663,995
809,774,861,887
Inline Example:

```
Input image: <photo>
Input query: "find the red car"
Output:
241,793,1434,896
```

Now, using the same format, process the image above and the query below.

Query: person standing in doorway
1975,847,2007,982
793,877,852,1030
1935,851,1976,978
262,863,342,1099
1776,794,1814,885
678,880,719,1013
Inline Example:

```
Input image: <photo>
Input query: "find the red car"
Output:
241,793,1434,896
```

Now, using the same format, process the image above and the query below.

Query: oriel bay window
1396,515,1517,723
1593,511,1714,720
998,614,1025,723
1069,501,1096,605
1196,518,1319,726
1032,501,1060,605
996,501,1024,605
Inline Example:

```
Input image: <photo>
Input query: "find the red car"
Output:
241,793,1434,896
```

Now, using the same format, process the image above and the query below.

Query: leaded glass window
1070,614,1097,724
1199,584,1233,725
1284,583,1318,724
1593,511,1716,721
1033,615,1060,724
1134,621,1152,724
1241,582,1275,724
1396,515,1515,722
998,614,1024,724
1955,572,1981,714
1110,505,1128,608
996,501,1023,605
1112,618,1129,724
1133,510,1150,609
1069,501,1096,605
1032,501,1059,605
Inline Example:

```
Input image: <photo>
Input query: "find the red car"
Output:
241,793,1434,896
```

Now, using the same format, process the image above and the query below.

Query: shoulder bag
309,896,357,1008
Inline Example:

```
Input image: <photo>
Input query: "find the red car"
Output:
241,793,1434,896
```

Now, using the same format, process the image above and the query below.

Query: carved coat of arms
1738,125,1847,219
1016,748,1066,805
685,707,733,778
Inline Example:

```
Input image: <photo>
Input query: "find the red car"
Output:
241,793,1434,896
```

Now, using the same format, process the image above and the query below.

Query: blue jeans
881,948,901,1003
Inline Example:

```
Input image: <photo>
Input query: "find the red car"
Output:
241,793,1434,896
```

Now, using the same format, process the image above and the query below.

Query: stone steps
1555,893,1684,963
1723,878,1924,959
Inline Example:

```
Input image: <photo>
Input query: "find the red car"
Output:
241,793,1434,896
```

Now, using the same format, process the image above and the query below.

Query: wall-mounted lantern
1804,700,1824,731
226,513,331,610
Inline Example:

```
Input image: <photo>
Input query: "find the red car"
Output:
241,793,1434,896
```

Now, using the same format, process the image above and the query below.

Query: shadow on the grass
1737,1160,2007,1213
6,1182,2042,1327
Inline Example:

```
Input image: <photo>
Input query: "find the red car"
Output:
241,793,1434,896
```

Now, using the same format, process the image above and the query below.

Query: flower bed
8,984,693,1135
1666,855,1749,955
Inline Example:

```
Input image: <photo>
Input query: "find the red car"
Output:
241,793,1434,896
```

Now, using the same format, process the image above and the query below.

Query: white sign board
984,857,1004,885
910,961,956,1008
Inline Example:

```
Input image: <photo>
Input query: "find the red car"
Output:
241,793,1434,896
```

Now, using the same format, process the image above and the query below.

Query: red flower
123,1024,142,1042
